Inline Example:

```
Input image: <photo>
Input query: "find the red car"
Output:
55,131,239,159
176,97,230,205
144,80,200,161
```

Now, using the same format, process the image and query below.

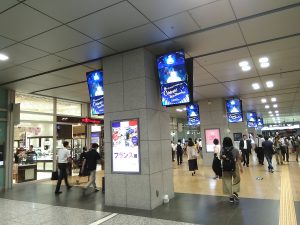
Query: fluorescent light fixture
275,110,279,113
259,57,269,63
266,81,274,88
0,53,9,61
252,83,260,90
273,104,278,108
239,61,249,67
261,98,267,103
271,97,276,102
260,62,270,68
242,65,251,71
268,111,272,114
275,114,279,116
176,109,183,112
182,108,186,111
271,115,274,117
265,105,270,109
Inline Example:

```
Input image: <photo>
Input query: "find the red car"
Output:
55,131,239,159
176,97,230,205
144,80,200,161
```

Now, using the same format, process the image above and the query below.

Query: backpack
176,144,183,153
222,147,236,172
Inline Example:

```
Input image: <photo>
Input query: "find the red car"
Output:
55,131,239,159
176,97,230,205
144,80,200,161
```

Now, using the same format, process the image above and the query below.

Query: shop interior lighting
266,81,274,88
252,83,260,90
176,109,183,112
265,105,270,109
261,98,267,103
0,53,9,61
271,97,277,102
268,111,272,114
273,104,278,108
182,108,186,111
275,110,279,113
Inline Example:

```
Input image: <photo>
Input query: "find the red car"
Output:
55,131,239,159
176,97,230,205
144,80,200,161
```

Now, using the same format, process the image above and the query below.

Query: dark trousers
55,163,70,192
257,147,264,164
172,150,175,161
242,149,250,166
265,153,273,170
281,146,289,161
177,151,183,165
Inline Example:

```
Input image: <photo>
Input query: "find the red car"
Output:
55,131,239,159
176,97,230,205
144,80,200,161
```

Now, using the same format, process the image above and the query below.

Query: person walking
262,136,274,173
212,138,222,179
187,138,198,176
295,136,300,162
171,141,176,162
255,135,265,165
55,141,72,194
274,136,283,165
176,140,183,165
239,135,251,167
221,137,243,203
82,143,101,192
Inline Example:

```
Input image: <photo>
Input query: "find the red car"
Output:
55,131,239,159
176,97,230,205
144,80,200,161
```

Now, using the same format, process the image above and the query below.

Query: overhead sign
111,119,140,173
86,70,104,115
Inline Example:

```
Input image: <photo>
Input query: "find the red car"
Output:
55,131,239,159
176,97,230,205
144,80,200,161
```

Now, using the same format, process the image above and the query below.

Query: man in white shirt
55,141,72,194
239,135,251,167
255,135,265,165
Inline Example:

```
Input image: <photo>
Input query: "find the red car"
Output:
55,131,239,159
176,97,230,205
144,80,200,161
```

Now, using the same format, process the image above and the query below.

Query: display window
57,99,82,116
15,94,53,113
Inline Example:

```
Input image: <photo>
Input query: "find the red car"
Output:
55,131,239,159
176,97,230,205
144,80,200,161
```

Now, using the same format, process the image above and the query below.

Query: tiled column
103,48,174,210
199,99,248,166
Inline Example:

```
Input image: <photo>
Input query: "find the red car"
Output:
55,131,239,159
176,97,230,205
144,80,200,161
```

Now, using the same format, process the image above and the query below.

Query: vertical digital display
86,70,104,115
257,117,264,127
246,112,258,128
157,50,192,106
111,119,140,173
205,129,220,153
186,104,200,126
0,145,4,166
225,99,243,123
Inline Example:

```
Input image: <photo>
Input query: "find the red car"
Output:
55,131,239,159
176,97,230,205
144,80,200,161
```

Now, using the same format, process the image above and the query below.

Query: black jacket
239,139,252,151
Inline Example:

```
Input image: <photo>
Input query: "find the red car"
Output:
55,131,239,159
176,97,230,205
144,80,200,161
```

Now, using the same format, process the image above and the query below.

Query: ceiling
0,0,300,124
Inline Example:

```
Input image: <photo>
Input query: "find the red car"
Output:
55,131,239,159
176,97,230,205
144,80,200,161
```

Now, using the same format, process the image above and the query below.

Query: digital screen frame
156,50,193,107
111,118,141,174
246,112,258,128
0,144,4,166
187,117,200,126
225,99,243,123
204,128,221,153
86,70,104,115
186,103,200,126
257,117,264,127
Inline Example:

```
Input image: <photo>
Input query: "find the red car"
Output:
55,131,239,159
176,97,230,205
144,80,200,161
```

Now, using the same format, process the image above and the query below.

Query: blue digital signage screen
86,70,104,115
257,117,264,127
186,104,199,118
226,99,243,123
157,50,192,106
227,113,243,123
246,112,258,128
187,116,200,126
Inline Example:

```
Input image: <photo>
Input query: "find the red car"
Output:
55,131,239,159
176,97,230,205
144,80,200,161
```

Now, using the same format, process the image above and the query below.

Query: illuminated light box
246,112,258,128
156,50,193,106
187,117,200,126
86,70,104,115
225,99,243,123
186,104,200,126
257,117,264,127
111,119,140,174
205,128,221,153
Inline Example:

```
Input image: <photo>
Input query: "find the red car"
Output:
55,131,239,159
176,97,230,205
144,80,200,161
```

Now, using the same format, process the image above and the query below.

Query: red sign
81,118,103,124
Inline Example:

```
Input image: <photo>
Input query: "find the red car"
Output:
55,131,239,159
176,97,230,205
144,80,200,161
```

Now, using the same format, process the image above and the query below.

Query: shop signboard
205,128,221,153
111,119,140,174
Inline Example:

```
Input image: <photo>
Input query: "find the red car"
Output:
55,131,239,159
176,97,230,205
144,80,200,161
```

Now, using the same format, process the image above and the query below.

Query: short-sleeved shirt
85,149,100,171
220,147,240,162
57,147,70,163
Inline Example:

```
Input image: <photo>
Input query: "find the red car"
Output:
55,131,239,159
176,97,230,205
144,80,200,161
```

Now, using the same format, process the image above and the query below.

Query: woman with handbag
187,138,198,176
274,136,283,165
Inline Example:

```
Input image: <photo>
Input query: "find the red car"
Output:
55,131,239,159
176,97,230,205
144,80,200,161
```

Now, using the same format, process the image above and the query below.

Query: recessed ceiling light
239,61,249,67
276,114,279,116
0,53,9,61
259,57,269,63
266,81,274,88
261,98,267,103
275,110,279,113
273,104,278,108
176,109,183,112
271,97,277,102
260,62,270,68
242,65,251,71
268,111,272,114
265,105,270,109
252,83,260,90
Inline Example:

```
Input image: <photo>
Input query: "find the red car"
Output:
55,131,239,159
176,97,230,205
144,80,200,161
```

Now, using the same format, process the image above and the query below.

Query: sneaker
55,191,62,195
229,197,234,203
233,192,239,202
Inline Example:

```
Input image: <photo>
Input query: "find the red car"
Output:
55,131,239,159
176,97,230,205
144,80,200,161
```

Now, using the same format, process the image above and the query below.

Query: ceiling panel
240,7,300,44
223,77,262,95
1,43,48,65
128,0,216,21
189,0,236,29
0,35,16,49
55,41,115,63
0,0,19,12
84,60,102,70
0,4,60,41
3,81,50,93
145,40,179,56
154,12,199,38
261,71,300,90
100,23,167,51
175,24,246,57
230,0,300,18
21,55,74,72
25,0,122,23
194,83,234,98
0,66,40,84
68,1,149,39
23,26,93,53
48,65,90,82
23,74,74,88
193,63,218,86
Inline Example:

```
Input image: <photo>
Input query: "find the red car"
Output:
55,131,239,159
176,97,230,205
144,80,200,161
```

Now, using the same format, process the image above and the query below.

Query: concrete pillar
103,48,174,210
199,98,248,166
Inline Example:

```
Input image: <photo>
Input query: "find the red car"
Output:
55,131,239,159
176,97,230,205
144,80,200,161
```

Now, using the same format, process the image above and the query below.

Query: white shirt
243,140,247,149
57,147,71,163
255,137,264,148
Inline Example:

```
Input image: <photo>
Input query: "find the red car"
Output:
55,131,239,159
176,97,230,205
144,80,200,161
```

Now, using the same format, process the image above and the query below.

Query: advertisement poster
257,117,264,127
246,112,258,128
205,129,220,153
157,50,191,106
186,104,199,118
187,117,200,126
86,70,104,115
111,119,140,173
226,99,243,123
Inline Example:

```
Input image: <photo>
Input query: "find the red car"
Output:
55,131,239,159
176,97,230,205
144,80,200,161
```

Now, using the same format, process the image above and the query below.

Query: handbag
51,171,58,180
